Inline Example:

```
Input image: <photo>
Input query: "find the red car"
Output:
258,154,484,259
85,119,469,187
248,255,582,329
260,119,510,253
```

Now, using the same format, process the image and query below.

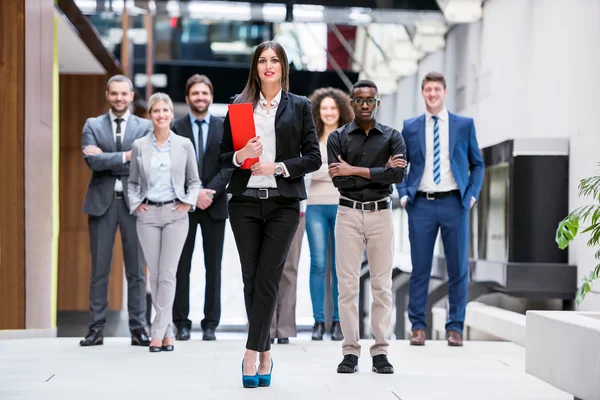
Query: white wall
395,0,600,309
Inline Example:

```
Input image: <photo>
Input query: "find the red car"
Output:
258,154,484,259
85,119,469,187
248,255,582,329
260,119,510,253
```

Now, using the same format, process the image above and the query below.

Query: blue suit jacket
397,112,485,209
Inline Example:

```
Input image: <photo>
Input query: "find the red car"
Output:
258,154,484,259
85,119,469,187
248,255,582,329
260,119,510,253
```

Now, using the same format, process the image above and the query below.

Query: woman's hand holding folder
235,137,263,165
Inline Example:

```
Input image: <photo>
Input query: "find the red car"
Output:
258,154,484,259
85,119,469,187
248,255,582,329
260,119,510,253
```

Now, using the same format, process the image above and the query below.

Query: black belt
144,199,177,206
241,188,280,199
339,198,391,211
417,190,460,200
114,191,123,199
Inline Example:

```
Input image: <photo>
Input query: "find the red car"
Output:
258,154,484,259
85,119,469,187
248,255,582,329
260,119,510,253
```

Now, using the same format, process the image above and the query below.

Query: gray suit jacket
127,131,202,214
82,112,153,216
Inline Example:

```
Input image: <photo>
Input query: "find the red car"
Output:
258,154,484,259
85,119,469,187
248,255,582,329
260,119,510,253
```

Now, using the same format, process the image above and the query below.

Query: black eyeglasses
352,97,378,106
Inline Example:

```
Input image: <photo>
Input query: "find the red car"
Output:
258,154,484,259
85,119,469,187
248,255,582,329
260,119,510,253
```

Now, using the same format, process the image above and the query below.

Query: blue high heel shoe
258,359,274,387
241,359,259,388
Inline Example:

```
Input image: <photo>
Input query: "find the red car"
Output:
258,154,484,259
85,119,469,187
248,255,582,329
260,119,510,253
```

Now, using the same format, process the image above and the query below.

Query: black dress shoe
131,328,151,346
277,338,289,344
79,328,104,346
331,322,343,341
203,328,216,341
176,327,191,341
149,346,162,353
270,338,275,344
337,355,359,373
161,344,174,352
372,355,394,374
311,322,325,340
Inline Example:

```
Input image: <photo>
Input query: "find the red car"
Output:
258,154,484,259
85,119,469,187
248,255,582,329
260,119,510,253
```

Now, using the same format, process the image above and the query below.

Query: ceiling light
187,1,252,21
436,0,483,23
262,4,286,22
292,5,324,22
349,8,372,24
166,0,180,17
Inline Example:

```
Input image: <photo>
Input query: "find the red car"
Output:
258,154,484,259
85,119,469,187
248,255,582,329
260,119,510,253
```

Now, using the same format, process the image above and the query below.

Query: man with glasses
327,80,406,374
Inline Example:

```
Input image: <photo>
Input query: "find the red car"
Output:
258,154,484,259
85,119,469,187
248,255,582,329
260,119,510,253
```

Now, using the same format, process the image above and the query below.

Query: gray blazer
82,112,153,216
127,131,202,214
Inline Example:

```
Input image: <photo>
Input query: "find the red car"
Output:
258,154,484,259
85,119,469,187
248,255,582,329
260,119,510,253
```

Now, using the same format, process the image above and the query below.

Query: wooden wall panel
0,0,26,329
58,74,124,311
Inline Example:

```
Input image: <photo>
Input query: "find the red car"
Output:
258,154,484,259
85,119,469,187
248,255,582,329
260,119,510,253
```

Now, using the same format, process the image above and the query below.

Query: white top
417,107,459,193
108,109,130,192
307,142,339,205
233,90,289,188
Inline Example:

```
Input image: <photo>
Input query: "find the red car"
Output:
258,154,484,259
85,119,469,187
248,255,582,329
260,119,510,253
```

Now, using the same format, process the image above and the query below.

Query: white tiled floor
0,338,571,400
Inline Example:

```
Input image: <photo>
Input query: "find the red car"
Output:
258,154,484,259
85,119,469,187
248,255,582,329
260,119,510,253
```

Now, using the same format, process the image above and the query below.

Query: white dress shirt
109,109,130,192
418,108,459,193
233,90,289,188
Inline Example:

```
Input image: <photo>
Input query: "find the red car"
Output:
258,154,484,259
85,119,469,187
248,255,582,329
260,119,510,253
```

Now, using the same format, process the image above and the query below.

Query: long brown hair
309,87,354,140
234,41,290,108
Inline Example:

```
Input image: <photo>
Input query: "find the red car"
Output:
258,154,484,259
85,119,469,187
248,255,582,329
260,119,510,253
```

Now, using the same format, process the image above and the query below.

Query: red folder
228,103,258,169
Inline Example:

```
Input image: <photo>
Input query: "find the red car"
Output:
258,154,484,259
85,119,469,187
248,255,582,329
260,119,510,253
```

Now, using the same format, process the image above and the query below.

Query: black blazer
218,91,321,200
172,114,232,220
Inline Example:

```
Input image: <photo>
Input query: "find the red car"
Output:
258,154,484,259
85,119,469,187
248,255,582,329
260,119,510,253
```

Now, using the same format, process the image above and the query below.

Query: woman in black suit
219,41,321,388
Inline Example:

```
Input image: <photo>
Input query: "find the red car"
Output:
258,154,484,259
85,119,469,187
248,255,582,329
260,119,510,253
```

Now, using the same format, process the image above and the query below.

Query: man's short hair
185,74,214,96
421,72,447,89
351,79,378,97
106,75,133,92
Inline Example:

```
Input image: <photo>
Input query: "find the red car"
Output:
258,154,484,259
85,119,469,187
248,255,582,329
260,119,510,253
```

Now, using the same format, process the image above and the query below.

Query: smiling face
257,47,282,87
105,81,134,115
351,86,379,123
186,82,213,115
149,100,173,130
422,80,447,112
319,97,340,129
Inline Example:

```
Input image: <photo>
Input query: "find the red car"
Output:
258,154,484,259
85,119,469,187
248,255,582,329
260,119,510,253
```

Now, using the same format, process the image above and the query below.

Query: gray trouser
88,196,146,331
136,204,189,339
335,204,394,357
270,215,305,338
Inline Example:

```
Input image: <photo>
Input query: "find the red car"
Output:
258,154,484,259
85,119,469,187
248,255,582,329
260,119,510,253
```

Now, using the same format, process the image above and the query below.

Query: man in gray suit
79,75,152,347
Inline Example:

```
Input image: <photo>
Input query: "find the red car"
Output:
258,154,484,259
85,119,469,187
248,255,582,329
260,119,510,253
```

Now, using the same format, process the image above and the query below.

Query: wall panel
58,74,124,311
0,0,26,329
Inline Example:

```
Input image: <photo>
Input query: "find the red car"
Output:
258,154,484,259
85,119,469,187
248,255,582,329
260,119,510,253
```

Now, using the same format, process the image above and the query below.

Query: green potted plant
556,165,600,305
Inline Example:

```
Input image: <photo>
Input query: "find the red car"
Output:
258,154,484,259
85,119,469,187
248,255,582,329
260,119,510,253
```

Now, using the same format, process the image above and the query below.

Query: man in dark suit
80,74,152,347
172,74,232,341
397,72,485,347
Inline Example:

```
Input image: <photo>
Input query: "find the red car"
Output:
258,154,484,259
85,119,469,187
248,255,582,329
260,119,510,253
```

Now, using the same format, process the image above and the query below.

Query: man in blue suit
397,72,484,346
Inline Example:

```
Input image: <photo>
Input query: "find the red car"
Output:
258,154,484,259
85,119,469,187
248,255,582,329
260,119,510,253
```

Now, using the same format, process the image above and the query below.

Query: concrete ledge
466,302,526,346
526,311,600,400
0,328,57,340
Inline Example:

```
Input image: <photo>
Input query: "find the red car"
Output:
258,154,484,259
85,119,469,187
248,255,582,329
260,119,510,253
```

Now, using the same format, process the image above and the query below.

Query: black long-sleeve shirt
327,120,406,202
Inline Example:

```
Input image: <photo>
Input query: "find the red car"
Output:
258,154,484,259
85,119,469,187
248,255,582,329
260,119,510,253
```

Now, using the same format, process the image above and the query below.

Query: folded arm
326,131,371,189
369,130,406,185
81,120,127,173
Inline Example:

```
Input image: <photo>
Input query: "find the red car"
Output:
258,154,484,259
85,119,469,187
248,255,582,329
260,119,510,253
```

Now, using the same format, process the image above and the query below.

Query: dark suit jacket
218,91,321,199
82,112,153,216
172,114,232,220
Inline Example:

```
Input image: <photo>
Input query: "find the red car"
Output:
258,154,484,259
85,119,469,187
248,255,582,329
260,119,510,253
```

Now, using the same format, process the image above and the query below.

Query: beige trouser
335,203,394,357
270,215,305,338
136,204,189,340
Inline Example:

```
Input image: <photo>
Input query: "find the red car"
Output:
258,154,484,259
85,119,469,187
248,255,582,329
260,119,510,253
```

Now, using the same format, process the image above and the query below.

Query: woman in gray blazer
128,93,201,352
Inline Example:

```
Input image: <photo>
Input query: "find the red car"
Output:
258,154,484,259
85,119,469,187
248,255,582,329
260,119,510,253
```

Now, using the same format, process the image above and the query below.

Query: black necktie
115,118,124,151
195,119,205,177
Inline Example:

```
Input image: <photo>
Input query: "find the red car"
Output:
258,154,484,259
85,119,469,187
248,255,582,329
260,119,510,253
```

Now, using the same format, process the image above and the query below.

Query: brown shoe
447,330,463,347
409,329,426,346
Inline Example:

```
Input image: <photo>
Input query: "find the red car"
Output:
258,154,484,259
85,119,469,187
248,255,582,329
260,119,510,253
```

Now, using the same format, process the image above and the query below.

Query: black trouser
228,195,300,352
173,211,226,331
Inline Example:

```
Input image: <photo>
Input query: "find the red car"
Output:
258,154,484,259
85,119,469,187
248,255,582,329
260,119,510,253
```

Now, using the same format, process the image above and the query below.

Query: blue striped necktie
432,115,441,184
